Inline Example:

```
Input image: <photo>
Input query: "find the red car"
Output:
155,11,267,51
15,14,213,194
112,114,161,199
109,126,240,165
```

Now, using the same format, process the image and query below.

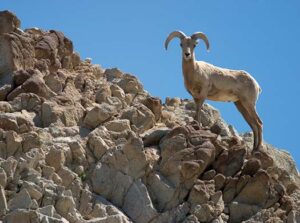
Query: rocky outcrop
0,10,299,223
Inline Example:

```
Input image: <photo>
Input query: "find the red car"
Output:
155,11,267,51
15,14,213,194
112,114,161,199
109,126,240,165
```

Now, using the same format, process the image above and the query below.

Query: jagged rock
213,145,246,177
146,172,176,211
101,133,148,179
110,84,126,101
210,118,232,137
214,173,226,191
44,71,67,93
35,30,73,72
41,100,85,127
8,189,32,210
116,73,143,94
142,96,162,122
37,205,55,217
69,141,86,164
120,104,155,133
123,179,157,223
0,186,7,216
92,163,134,207
234,170,282,208
57,166,77,187
0,85,12,101
150,202,190,223
229,201,260,223
22,181,43,201
21,131,42,153
0,112,34,133
0,32,35,77
5,130,22,158
202,169,217,181
0,157,17,183
241,158,261,176
188,180,215,207
0,102,12,112
142,126,170,147
287,210,300,223
0,168,7,188
104,68,123,81
160,140,215,187
84,103,118,129
88,129,111,160
95,84,111,104
0,11,20,34
3,210,39,223
55,195,80,222
104,119,131,132
165,97,181,107
45,147,65,171
9,93,42,113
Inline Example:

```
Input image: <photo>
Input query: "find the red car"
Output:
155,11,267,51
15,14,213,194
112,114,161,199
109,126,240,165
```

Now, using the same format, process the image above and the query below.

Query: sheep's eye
180,43,183,47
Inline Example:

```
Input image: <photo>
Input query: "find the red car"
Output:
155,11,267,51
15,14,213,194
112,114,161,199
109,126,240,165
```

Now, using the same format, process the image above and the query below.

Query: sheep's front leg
193,85,209,126
194,96,205,126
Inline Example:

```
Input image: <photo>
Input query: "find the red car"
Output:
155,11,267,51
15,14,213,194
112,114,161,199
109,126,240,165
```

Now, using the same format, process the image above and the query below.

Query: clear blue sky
2,1,300,168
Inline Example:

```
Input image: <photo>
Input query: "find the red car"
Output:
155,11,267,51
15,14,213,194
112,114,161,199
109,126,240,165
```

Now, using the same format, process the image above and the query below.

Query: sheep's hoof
251,144,264,155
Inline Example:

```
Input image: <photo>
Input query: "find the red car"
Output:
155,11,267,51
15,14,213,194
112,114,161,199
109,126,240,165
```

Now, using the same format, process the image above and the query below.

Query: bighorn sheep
165,31,263,151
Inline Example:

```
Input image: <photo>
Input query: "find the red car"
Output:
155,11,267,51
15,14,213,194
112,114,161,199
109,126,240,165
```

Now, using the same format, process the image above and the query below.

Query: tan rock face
0,10,299,223
0,11,20,34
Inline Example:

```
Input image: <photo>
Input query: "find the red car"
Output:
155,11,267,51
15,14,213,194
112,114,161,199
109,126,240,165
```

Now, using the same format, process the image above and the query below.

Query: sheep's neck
182,56,196,84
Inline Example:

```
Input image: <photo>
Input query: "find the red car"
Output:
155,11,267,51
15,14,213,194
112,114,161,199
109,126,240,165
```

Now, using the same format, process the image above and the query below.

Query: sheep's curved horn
165,31,187,50
191,32,210,51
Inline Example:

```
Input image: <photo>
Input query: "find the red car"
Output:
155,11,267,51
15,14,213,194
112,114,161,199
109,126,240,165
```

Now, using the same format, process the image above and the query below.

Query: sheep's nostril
185,53,190,57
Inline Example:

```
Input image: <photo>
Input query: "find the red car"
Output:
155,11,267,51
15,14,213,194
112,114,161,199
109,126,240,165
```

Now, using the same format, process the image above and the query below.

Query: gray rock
0,186,7,216
92,163,133,207
123,179,157,223
229,201,260,223
45,147,65,171
116,73,143,94
8,189,32,210
84,103,118,129
104,119,131,132
3,210,39,223
120,104,155,133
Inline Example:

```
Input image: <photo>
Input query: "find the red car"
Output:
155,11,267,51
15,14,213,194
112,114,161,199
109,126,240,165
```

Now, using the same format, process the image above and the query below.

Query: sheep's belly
207,92,238,102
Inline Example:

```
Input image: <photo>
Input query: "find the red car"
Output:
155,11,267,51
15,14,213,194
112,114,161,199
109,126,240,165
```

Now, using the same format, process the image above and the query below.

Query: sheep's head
165,31,210,61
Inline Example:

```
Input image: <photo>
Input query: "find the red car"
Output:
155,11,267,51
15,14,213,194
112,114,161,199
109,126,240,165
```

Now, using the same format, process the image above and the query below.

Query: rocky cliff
0,10,299,223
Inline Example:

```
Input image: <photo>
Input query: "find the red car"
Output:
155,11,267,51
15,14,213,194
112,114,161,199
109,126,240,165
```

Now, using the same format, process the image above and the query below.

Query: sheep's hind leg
246,105,263,150
234,101,259,151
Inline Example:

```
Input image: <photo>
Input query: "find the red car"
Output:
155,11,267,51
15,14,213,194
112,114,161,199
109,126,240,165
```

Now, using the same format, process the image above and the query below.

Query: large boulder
0,11,20,34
